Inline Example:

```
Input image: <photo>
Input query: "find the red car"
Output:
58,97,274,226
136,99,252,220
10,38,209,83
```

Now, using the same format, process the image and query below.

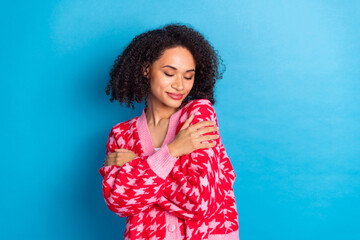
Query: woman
99,23,239,240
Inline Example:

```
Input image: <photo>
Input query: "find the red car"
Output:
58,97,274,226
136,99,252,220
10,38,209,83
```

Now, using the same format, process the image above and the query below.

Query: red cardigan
99,99,239,240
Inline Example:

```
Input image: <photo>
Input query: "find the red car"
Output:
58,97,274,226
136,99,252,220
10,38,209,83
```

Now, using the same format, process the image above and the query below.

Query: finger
115,158,125,166
196,126,219,136
116,156,132,162
113,153,134,166
196,141,217,150
115,152,134,154
115,148,132,152
106,154,117,159
105,159,115,166
180,114,194,130
189,120,216,131
198,134,220,142
115,158,131,166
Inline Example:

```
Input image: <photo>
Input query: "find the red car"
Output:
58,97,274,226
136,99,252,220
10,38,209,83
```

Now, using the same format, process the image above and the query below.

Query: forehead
154,46,195,69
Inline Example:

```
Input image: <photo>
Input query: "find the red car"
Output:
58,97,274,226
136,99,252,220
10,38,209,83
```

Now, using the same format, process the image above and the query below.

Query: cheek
150,76,170,92
185,80,195,91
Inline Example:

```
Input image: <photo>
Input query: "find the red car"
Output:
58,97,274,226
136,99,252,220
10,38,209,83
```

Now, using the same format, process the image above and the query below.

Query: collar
136,106,183,156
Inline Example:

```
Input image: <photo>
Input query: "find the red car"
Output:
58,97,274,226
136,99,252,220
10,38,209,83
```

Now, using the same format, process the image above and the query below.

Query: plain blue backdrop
1,0,359,239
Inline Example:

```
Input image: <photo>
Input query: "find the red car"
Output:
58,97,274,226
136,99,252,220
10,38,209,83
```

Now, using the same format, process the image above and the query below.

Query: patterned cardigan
99,99,239,240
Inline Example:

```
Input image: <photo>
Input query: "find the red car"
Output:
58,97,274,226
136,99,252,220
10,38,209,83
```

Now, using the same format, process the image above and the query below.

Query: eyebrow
162,65,195,72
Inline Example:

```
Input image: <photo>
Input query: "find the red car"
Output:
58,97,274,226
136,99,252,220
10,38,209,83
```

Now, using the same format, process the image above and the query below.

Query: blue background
1,0,359,239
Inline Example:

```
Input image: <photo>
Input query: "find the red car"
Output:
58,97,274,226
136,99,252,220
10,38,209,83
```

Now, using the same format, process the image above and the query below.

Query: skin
105,46,220,167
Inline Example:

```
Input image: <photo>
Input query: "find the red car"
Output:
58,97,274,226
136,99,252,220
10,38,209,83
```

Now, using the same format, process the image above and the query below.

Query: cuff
147,144,179,179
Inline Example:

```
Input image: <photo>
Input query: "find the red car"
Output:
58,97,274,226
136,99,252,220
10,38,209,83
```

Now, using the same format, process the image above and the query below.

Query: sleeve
156,99,233,220
98,126,179,217
218,137,236,190
157,138,237,220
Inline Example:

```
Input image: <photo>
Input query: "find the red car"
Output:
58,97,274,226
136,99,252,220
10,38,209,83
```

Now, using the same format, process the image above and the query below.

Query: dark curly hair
105,23,225,109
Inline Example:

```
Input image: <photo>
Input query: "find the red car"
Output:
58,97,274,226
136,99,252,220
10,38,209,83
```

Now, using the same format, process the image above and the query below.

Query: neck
146,95,180,127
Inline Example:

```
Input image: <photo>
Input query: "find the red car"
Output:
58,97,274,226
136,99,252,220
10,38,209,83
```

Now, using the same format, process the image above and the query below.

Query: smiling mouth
167,92,183,100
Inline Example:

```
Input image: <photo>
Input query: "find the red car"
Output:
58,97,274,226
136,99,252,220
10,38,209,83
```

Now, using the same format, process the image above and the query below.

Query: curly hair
105,23,225,109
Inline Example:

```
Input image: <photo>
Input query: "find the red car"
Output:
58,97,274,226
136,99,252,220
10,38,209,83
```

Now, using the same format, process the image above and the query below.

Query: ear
143,63,150,79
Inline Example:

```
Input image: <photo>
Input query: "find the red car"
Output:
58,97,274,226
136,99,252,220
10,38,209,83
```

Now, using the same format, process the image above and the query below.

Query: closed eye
164,72,173,77
164,72,193,80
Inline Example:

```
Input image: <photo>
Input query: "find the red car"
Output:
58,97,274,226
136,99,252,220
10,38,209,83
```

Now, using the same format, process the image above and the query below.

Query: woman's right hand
167,114,220,158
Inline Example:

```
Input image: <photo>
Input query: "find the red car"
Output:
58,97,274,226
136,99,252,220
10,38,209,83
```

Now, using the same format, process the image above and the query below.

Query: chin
164,95,184,106
167,101,182,108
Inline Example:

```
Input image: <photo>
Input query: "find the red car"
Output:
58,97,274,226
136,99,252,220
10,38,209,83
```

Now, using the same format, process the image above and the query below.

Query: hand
104,149,139,167
167,114,220,158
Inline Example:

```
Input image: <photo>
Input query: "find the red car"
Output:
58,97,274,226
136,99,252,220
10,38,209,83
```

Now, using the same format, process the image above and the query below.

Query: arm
99,126,179,217
157,137,236,220
218,137,236,190
157,99,231,220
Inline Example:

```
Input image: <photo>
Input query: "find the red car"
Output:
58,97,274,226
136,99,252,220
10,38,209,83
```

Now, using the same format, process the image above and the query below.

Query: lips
167,92,183,100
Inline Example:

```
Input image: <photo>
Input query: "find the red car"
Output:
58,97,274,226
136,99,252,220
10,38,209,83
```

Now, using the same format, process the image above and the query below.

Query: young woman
99,23,239,240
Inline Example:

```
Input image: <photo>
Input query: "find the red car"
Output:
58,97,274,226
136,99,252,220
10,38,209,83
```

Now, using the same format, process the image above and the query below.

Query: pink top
99,99,239,240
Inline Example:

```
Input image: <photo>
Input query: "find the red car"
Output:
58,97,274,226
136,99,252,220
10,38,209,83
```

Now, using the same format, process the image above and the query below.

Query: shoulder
181,98,216,123
109,116,139,139
183,98,213,112
182,98,216,121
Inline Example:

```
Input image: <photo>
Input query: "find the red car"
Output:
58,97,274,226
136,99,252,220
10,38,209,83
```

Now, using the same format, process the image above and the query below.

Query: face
144,46,195,110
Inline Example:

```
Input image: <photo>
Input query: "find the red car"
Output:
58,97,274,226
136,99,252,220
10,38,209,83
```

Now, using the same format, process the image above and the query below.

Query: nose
171,75,184,91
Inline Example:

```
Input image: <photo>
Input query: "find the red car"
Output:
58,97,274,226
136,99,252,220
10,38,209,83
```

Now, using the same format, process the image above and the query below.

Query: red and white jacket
99,99,239,240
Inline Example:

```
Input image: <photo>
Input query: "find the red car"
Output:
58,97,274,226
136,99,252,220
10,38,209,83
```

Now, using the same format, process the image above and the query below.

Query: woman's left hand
104,149,139,167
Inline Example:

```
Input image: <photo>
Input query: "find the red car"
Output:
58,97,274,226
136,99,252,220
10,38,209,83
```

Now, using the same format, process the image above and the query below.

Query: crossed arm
99,101,235,219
